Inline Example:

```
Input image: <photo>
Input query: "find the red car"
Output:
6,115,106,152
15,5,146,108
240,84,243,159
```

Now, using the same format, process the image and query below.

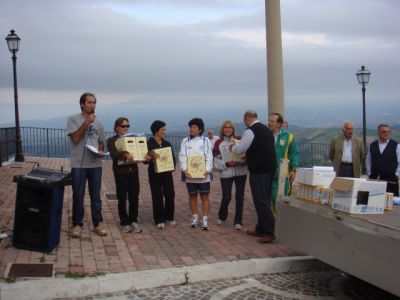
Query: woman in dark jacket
147,120,177,229
107,117,146,233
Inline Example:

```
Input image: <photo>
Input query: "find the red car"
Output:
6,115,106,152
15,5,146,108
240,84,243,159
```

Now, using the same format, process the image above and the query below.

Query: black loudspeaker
13,183,64,253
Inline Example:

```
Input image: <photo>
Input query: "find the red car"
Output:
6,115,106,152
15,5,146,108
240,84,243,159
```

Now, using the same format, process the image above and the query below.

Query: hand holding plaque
187,154,206,178
229,139,246,163
153,147,175,173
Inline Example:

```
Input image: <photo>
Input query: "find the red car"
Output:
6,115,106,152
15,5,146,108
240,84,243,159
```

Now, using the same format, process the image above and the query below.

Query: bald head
243,110,258,127
342,121,354,140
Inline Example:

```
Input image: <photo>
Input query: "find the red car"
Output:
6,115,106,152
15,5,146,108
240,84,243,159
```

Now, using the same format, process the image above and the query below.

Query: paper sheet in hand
122,132,145,137
85,145,109,155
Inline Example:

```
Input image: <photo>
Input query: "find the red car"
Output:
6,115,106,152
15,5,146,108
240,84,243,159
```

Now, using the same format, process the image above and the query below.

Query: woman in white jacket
179,118,213,230
213,120,248,230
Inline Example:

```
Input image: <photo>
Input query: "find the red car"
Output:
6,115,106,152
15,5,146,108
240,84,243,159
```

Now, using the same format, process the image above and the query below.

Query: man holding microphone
67,92,107,238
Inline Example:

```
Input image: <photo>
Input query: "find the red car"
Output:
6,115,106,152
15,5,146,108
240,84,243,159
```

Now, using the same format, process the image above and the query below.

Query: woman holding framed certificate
213,120,248,230
179,118,213,230
107,117,149,234
146,120,177,229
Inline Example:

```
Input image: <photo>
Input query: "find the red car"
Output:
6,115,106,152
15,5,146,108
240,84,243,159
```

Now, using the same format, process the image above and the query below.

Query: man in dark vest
231,110,276,243
366,123,400,196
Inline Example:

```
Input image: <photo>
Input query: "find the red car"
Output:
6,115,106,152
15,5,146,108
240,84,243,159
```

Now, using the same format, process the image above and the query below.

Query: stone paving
0,157,302,278
58,269,399,300
1,158,398,299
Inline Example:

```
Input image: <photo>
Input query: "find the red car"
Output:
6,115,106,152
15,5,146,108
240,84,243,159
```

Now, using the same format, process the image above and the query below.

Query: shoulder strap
284,132,295,159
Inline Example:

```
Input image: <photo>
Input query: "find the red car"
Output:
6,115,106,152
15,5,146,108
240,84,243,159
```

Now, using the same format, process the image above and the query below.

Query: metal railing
0,127,16,165
1,126,331,168
297,142,331,167
0,127,185,161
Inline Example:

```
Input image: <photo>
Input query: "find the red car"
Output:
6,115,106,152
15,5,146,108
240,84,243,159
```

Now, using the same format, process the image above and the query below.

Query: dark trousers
71,167,103,227
249,172,275,235
114,171,139,225
149,171,175,224
218,175,247,225
338,163,354,177
370,173,400,197
387,181,400,197
382,174,399,197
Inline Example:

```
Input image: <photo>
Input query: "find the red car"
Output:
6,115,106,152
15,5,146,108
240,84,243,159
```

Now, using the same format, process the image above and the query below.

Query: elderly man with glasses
366,123,400,196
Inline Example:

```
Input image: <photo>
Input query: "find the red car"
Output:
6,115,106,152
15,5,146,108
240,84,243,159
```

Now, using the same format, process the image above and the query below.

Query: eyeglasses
223,127,233,129
119,125,130,128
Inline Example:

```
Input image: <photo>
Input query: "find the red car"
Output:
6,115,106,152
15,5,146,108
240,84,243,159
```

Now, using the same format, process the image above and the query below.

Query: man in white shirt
329,121,364,178
207,130,219,148
366,123,400,196
231,110,276,243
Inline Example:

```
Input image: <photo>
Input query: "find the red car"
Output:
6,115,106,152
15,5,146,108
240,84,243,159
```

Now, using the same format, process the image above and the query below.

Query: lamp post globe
5,29,24,162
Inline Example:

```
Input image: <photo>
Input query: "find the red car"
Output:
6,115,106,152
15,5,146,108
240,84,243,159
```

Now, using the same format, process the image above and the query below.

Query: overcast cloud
0,0,399,128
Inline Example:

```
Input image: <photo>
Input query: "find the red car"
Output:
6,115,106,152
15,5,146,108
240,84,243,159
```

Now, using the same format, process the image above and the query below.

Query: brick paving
0,157,302,278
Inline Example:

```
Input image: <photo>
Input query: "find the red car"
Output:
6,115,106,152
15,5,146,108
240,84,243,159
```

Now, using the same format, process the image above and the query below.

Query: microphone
88,110,95,129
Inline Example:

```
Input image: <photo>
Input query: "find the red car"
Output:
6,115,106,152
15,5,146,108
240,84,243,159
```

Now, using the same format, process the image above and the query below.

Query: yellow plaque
154,147,175,173
229,139,246,163
115,137,148,161
188,154,206,179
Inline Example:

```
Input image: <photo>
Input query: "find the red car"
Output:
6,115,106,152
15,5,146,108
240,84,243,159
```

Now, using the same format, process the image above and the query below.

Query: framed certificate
188,154,206,178
229,139,246,163
154,147,175,173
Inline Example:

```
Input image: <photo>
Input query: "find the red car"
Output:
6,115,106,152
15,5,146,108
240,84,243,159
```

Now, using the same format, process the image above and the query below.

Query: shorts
186,182,210,195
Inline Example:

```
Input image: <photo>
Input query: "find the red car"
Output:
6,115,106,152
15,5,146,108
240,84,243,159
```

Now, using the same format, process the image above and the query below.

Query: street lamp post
5,29,24,162
356,65,371,153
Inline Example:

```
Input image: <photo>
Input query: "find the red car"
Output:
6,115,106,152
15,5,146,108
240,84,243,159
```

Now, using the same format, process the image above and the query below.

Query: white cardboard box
296,168,336,187
330,177,387,214
115,137,148,161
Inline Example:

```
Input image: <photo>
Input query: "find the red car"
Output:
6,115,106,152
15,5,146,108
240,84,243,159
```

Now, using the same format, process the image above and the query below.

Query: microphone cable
74,121,93,229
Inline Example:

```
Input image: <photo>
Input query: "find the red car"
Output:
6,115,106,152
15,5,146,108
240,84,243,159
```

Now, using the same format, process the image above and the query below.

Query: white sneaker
201,218,209,230
167,220,178,226
157,223,165,229
122,225,132,233
131,222,142,233
234,224,243,230
217,219,224,225
190,215,199,228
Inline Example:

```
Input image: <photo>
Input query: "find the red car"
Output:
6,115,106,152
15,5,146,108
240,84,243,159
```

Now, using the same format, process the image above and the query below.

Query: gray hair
377,123,390,131
244,110,257,119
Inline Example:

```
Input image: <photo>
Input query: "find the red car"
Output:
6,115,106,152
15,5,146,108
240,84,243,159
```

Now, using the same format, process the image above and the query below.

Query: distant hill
170,124,400,146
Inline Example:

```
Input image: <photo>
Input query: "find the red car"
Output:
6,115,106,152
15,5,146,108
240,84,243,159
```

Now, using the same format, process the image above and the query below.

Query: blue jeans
71,167,103,227
249,172,275,235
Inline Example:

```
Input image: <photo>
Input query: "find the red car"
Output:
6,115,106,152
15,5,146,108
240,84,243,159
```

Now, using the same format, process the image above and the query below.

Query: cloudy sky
1,0,399,129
